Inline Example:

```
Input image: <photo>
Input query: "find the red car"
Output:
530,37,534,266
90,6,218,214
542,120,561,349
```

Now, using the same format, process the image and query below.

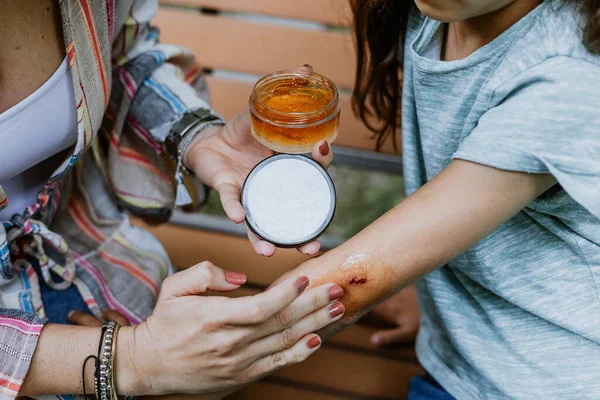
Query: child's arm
276,159,556,335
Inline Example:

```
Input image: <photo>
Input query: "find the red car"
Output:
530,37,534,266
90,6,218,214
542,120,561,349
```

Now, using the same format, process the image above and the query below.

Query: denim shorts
406,373,455,400
31,257,91,324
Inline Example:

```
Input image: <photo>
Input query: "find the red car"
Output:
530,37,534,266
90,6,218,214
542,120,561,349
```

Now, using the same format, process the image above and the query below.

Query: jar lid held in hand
241,154,336,248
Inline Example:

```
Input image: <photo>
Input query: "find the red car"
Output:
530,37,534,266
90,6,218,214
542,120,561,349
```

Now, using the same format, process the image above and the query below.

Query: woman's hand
105,262,344,396
368,285,420,346
185,115,332,257
184,66,333,258
70,309,231,400
69,310,234,400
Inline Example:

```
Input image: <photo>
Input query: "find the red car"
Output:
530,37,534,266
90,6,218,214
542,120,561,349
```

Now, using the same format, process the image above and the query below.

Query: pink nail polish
225,271,247,285
307,336,321,349
295,276,310,294
319,142,330,156
328,285,344,301
329,302,344,318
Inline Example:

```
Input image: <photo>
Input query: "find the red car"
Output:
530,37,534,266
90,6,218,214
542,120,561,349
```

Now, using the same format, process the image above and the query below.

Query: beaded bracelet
95,321,121,400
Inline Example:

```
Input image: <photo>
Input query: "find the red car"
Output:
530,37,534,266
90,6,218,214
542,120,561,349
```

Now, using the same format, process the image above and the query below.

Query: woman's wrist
182,124,223,173
22,324,151,396
21,323,156,396
21,324,100,395
114,325,154,396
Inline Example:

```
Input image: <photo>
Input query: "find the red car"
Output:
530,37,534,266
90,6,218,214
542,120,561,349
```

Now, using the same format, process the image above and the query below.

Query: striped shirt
0,1,220,397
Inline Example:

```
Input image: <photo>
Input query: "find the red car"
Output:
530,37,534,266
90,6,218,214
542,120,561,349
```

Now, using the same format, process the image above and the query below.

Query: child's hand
369,285,420,346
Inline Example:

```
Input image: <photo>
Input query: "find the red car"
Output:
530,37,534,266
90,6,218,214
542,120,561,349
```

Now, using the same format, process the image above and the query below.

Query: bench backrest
149,3,418,398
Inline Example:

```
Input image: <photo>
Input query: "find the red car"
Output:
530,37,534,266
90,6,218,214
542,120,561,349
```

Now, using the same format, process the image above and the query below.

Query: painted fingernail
328,285,344,301
307,335,321,349
225,271,247,285
319,142,330,156
295,276,310,294
329,301,345,318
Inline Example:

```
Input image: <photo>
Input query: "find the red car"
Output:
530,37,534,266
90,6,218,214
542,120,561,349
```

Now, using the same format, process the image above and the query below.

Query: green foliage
326,165,405,239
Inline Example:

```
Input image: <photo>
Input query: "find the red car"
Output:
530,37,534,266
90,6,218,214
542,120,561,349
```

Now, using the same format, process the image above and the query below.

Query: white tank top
0,56,78,219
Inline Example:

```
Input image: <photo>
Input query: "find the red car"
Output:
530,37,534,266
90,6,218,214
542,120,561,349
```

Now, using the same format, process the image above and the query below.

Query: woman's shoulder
490,1,600,90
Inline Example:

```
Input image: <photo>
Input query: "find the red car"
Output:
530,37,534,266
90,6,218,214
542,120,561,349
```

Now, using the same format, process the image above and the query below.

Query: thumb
280,64,313,75
159,261,246,301
370,327,415,347
225,109,252,141
294,64,314,74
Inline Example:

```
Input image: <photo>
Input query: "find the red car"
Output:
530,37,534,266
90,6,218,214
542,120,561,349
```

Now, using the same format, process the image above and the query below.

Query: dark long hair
351,0,600,151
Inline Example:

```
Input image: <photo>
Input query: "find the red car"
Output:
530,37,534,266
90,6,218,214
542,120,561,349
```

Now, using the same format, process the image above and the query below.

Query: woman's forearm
20,324,140,396
282,160,556,335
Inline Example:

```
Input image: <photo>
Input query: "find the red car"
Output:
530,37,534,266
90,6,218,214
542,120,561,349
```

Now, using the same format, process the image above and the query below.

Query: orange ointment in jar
249,70,341,154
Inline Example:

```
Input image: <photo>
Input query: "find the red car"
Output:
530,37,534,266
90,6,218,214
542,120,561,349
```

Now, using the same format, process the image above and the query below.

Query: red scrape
349,276,367,285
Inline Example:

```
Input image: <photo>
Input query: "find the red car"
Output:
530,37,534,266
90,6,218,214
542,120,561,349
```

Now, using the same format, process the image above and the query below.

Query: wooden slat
147,4,415,398
229,382,347,400
206,76,394,154
158,382,347,400
272,346,420,398
144,223,308,285
327,324,418,363
154,9,355,88
160,0,352,27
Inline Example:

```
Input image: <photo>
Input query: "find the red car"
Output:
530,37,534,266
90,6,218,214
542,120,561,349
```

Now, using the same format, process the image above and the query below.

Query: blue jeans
406,374,455,400
31,257,91,324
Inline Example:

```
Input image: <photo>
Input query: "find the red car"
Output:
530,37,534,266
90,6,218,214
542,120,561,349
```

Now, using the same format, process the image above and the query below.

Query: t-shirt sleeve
453,56,600,218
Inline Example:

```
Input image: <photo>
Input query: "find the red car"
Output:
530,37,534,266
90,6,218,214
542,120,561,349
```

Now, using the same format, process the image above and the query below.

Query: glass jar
249,70,341,154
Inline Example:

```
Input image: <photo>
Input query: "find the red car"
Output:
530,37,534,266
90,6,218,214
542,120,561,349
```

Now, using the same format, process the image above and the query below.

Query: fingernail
303,64,312,68
319,142,330,156
328,285,344,301
371,336,382,346
225,271,247,285
307,335,321,349
329,301,345,318
67,311,76,320
295,276,310,294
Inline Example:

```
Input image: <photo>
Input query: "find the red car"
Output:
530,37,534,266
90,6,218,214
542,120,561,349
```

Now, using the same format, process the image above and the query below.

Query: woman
1,0,342,397
270,0,600,399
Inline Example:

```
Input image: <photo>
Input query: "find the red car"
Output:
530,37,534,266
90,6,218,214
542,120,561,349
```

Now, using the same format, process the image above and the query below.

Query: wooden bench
146,1,422,398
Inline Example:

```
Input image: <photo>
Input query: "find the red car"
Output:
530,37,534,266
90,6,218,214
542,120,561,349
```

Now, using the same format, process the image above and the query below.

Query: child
272,0,600,398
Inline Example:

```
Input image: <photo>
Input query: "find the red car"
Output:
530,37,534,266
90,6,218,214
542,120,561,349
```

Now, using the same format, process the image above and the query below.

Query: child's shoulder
406,5,426,47
491,1,600,88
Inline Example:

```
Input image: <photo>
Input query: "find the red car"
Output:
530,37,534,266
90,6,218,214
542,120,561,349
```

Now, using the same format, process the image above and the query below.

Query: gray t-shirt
403,2,600,399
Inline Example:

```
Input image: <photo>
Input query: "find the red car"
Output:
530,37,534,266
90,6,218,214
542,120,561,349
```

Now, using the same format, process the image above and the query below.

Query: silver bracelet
95,321,121,400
